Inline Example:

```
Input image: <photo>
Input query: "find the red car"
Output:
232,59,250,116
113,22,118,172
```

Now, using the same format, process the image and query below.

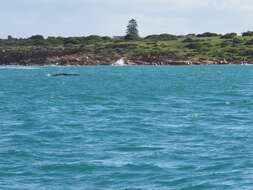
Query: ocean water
1,65,253,190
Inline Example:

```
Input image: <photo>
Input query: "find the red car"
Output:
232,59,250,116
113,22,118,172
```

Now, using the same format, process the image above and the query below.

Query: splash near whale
111,58,126,66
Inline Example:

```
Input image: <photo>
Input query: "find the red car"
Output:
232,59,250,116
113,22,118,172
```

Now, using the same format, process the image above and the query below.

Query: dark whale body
50,73,80,77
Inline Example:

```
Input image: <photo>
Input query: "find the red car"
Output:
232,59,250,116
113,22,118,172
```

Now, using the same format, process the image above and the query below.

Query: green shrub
242,31,253,36
197,32,219,37
125,34,141,40
182,38,195,43
220,41,231,48
30,39,45,46
240,50,253,57
63,37,82,46
144,34,177,41
232,38,243,44
101,36,111,41
225,48,238,54
27,35,45,46
185,43,203,49
46,37,64,46
84,35,104,43
221,33,237,39
29,35,44,40
245,39,253,45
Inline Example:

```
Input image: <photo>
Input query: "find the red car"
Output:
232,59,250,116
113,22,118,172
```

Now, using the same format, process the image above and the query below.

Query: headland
1,32,253,66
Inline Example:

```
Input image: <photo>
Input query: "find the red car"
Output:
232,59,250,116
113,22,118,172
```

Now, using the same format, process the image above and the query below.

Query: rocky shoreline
0,50,252,66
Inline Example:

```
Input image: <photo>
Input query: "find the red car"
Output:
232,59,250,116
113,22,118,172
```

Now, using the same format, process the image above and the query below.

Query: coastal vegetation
2,32,253,61
125,18,140,41
1,19,253,65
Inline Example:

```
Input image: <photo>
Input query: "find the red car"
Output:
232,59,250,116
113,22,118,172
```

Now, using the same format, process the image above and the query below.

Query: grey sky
1,0,253,38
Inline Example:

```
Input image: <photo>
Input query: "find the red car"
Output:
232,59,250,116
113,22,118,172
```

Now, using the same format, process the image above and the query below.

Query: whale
50,73,80,77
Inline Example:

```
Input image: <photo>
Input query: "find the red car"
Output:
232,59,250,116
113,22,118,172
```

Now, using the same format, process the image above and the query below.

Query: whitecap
111,58,125,66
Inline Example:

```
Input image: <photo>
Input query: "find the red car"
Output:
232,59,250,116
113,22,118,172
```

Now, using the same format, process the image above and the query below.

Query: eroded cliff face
0,49,251,66
0,49,80,65
127,52,245,65
45,53,121,66
0,49,122,65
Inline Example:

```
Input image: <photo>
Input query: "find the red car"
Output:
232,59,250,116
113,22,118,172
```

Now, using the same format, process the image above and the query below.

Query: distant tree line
1,17,253,59
1,30,253,47
2,17,253,45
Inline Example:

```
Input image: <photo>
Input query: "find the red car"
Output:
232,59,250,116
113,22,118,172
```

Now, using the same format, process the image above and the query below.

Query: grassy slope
1,35,253,60
91,36,253,60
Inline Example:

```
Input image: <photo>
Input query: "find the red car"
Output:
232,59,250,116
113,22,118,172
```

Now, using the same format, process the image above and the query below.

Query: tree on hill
126,19,138,35
221,33,237,39
29,35,44,40
29,35,45,46
196,32,219,37
145,34,177,41
242,31,253,36
125,19,140,40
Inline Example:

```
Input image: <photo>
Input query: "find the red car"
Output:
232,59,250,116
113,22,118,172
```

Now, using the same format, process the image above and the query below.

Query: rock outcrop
0,49,252,66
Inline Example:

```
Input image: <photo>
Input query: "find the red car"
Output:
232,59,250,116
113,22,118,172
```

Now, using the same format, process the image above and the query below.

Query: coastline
2,33,253,66
0,51,251,66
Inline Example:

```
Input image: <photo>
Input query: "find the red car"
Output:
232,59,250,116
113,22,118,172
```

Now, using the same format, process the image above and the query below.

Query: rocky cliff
0,49,251,66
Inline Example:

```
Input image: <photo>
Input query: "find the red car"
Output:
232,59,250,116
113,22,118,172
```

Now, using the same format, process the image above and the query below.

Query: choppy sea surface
1,65,253,190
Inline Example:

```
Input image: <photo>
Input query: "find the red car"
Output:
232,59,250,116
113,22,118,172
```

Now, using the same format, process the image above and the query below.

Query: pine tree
126,19,138,36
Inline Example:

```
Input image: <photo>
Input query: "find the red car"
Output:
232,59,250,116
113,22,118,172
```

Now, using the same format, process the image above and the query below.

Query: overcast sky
1,0,253,38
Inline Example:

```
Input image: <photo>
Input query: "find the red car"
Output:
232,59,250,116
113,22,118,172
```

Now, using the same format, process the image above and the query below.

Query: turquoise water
1,65,253,190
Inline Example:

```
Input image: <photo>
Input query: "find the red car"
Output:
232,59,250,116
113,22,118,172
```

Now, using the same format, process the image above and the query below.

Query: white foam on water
91,159,131,167
111,58,125,66
192,113,200,118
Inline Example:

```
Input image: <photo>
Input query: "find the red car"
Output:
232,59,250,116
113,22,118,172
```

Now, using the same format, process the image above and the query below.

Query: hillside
1,32,253,65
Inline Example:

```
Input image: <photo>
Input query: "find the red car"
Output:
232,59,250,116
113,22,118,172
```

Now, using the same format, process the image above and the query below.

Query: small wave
225,101,231,105
111,58,126,66
91,160,131,167
116,146,164,152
